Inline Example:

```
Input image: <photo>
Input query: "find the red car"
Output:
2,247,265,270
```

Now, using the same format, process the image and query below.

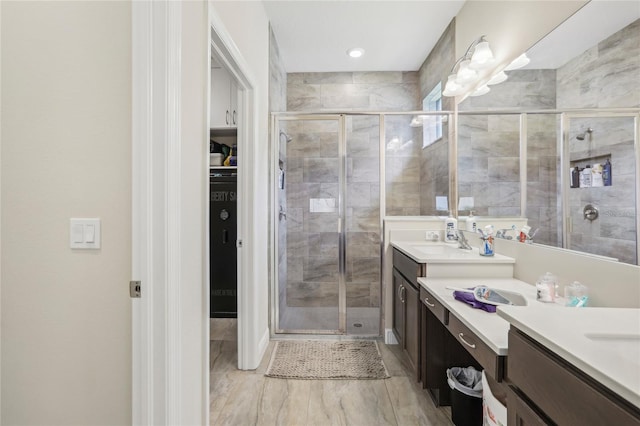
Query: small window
422,83,442,148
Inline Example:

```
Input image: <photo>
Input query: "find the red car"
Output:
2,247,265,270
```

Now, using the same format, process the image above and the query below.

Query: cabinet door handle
232,110,237,125
222,229,228,244
400,286,406,303
458,333,476,349
424,297,435,307
225,110,230,125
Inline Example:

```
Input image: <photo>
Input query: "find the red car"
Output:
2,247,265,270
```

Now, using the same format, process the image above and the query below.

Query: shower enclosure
272,114,383,335
271,111,442,335
457,110,640,265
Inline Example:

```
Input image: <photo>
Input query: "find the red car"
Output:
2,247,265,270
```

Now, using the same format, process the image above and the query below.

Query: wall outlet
425,231,440,242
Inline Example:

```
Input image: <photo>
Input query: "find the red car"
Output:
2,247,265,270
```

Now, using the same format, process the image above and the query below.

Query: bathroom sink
410,244,472,256
494,289,528,306
410,245,446,255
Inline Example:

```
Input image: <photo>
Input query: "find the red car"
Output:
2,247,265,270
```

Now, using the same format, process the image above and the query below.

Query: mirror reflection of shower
576,127,593,141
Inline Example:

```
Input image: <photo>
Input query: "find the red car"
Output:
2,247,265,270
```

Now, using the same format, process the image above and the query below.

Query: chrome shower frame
269,108,640,336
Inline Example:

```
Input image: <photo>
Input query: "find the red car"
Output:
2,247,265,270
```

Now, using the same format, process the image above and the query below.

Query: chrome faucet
496,227,515,240
456,230,472,250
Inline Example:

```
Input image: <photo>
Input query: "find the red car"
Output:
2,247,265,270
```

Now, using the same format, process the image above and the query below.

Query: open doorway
208,50,240,377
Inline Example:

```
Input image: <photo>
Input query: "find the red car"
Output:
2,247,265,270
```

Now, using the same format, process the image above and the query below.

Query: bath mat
265,340,390,380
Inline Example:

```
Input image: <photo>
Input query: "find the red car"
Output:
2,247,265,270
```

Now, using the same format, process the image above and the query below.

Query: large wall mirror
457,1,640,265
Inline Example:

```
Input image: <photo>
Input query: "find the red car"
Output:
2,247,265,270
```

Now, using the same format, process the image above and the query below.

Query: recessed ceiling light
347,48,365,58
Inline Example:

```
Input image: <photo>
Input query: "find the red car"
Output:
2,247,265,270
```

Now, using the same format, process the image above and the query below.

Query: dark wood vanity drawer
393,248,426,284
507,328,640,425
447,314,505,381
420,287,447,325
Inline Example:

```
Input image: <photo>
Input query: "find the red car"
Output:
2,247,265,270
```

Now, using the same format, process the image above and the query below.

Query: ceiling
263,0,465,72
263,0,640,74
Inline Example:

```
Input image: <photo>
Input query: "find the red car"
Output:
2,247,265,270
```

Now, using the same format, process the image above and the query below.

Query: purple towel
453,290,496,313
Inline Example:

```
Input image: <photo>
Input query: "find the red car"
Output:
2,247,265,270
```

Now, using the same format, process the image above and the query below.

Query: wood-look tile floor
210,319,454,426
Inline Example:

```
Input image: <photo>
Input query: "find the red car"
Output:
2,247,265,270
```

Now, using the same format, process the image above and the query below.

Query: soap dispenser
466,211,477,232
444,212,458,243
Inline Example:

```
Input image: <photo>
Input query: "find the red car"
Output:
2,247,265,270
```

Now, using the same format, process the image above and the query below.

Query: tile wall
557,19,639,264
457,70,559,245
284,71,419,309
417,19,455,215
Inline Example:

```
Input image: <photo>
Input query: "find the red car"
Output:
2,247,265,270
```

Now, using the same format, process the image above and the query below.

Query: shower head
576,127,594,141
280,130,293,143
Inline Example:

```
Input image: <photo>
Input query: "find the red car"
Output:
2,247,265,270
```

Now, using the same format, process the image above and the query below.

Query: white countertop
392,241,515,264
417,277,539,355
498,305,640,408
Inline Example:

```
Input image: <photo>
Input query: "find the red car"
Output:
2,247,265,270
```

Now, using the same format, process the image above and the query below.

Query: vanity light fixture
505,53,530,71
443,35,497,97
470,84,490,97
469,39,495,69
487,71,508,85
347,48,365,58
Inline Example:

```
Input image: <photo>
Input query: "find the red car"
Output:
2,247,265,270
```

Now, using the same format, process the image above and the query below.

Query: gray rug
265,340,390,380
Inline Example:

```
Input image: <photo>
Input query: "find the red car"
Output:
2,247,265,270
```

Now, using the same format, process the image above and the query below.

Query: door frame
132,2,263,425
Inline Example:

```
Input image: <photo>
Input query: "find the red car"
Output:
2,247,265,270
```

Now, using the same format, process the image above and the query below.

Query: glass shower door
275,116,344,333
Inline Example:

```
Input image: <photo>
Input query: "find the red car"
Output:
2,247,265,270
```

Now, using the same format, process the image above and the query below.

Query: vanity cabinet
507,327,640,426
420,286,481,406
210,66,238,129
448,314,505,381
392,249,424,379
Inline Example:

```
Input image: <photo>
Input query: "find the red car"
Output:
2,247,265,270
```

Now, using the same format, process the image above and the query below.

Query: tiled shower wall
285,72,419,308
557,19,639,264
418,19,455,215
457,70,559,245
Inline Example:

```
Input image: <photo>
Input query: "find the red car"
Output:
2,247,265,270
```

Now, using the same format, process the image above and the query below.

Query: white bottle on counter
445,212,458,243
466,211,477,232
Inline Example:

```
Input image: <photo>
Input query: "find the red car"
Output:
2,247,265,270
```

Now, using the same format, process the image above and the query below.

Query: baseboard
256,327,270,367
385,328,399,345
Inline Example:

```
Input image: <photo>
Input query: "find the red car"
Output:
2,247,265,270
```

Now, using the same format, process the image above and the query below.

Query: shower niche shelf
569,151,612,189
570,153,611,169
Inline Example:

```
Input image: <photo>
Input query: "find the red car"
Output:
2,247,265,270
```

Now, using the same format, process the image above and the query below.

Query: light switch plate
70,218,101,249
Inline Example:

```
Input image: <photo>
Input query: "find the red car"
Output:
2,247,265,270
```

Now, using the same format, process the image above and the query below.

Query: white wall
210,1,271,366
1,1,131,424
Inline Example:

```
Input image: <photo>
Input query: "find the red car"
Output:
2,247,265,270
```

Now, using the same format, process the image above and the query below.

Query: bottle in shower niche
591,163,604,187
603,159,612,186
570,166,580,188
580,165,592,188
